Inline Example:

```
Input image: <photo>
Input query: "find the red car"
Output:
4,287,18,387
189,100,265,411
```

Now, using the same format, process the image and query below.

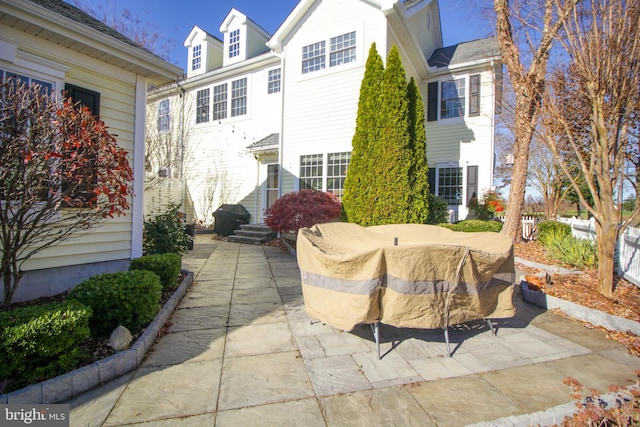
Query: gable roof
428,37,500,70
1,0,182,83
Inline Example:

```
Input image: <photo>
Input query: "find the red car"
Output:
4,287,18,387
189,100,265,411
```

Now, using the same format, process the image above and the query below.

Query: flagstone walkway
67,235,640,426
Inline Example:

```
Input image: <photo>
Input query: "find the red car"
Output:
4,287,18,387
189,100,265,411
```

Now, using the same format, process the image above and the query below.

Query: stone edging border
0,270,195,405
519,274,640,336
469,383,640,427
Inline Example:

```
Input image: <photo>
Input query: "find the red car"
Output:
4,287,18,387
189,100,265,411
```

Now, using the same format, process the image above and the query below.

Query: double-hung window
157,99,170,133
427,74,481,121
268,68,281,94
302,41,326,74
213,84,227,120
330,32,356,67
192,45,202,71
299,154,323,190
438,167,463,205
229,29,240,58
231,78,247,117
327,152,351,200
440,78,465,119
196,88,209,123
302,31,357,74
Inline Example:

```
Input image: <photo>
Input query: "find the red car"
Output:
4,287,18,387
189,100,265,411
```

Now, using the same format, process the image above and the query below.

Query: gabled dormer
184,26,223,78
220,8,271,67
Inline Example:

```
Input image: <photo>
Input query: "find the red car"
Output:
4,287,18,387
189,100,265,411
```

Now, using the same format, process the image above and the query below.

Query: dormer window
229,29,240,59
192,44,202,71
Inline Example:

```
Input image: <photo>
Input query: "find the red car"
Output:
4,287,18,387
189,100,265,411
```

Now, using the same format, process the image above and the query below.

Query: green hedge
439,220,503,233
0,300,92,392
129,253,181,291
67,270,162,337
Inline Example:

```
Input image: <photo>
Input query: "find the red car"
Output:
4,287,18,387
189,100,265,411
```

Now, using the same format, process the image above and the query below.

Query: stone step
228,223,276,245
227,234,270,245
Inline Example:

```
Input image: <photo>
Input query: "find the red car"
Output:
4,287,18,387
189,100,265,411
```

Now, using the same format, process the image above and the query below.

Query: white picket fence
555,217,640,287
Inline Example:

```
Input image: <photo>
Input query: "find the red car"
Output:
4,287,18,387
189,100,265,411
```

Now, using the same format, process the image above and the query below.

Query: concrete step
227,224,276,245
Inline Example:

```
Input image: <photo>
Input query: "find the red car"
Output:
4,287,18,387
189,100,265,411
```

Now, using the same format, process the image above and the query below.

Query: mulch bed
515,240,640,356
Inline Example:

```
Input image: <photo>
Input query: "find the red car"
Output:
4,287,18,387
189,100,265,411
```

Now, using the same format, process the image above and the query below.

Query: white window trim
297,24,363,81
437,75,467,123
200,76,251,124
435,163,464,206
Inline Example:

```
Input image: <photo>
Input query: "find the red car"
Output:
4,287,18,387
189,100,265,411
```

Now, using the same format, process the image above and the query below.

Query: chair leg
370,323,380,359
443,326,451,357
486,318,496,336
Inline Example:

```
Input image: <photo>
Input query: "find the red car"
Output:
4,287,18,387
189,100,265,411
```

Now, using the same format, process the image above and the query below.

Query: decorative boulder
108,325,133,351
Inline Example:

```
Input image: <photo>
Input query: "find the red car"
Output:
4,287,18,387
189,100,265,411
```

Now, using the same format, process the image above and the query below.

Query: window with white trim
330,32,356,67
1,70,54,94
427,74,481,121
302,31,357,75
157,99,170,133
327,152,351,200
268,68,281,94
302,41,325,74
213,83,227,120
440,78,465,119
229,29,240,58
196,88,209,123
192,44,202,71
231,78,247,117
438,167,463,205
299,154,323,190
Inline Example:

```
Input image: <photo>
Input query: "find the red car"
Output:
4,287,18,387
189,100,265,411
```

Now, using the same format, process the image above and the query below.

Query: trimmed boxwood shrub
68,270,162,337
129,253,181,291
0,300,92,392
439,219,503,233
537,220,571,241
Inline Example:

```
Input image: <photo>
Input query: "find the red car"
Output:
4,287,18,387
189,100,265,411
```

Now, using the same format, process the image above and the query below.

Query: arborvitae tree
368,45,412,224
342,43,384,224
407,77,430,223
344,44,430,226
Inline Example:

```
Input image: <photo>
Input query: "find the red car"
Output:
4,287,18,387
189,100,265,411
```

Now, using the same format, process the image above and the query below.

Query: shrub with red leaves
265,190,341,234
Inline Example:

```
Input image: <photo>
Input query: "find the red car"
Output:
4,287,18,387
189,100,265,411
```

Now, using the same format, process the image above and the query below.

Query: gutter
2,0,182,82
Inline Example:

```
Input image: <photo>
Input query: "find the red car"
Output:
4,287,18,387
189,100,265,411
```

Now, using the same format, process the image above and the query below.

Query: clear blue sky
71,0,493,73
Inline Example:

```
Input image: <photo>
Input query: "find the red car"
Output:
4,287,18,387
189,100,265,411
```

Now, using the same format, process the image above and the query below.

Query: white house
146,0,502,224
0,0,182,302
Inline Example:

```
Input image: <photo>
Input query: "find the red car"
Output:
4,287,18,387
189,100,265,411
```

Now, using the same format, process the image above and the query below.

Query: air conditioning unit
158,166,171,178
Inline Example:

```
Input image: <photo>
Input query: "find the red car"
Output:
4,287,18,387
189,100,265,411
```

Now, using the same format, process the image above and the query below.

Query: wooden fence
555,217,639,287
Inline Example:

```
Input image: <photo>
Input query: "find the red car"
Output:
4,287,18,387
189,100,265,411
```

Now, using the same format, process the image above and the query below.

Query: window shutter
428,168,436,194
469,74,480,117
466,165,478,205
427,81,438,122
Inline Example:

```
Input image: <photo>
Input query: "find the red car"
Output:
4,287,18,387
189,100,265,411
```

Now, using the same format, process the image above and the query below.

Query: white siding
280,0,385,193
177,60,282,223
1,27,140,271
425,66,497,215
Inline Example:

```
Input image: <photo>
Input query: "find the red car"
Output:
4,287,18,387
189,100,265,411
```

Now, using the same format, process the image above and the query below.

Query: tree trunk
595,219,617,298
500,95,538,242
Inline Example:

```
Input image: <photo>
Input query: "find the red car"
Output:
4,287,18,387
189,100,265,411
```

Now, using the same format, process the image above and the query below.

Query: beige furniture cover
297,222,515,332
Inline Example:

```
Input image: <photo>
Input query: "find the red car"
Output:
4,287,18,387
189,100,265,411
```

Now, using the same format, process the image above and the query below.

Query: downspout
489,60,496,192
277,51,286,199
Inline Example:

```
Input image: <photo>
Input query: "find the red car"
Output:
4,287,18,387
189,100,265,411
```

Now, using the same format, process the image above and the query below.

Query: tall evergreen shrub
343,43,384,224
343,44,429,225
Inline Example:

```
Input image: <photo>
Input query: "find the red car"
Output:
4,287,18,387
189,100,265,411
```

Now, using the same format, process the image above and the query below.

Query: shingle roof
428,37,500,68
26,0,157,57
247,133,279,152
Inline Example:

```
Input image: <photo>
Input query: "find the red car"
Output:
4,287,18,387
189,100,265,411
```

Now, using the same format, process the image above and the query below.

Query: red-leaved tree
265,190,341,235
0,79,134,310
